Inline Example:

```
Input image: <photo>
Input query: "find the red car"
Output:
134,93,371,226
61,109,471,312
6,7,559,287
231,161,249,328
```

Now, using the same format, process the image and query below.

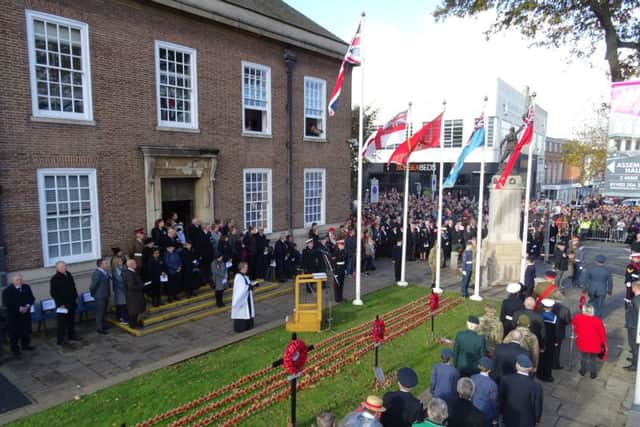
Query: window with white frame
243,169,272,232
26,10,93,121
242,62,271,134
37,169,101,266
155,41,198,128
304,169,326,226
304,77,326,139
443,119,464,148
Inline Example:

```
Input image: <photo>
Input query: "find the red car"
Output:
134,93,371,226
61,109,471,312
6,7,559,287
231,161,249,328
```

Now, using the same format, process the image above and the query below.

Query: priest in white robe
231,262,256,332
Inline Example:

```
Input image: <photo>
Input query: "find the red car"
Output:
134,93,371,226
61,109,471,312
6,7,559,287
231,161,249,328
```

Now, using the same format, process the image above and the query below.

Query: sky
286,0,612,138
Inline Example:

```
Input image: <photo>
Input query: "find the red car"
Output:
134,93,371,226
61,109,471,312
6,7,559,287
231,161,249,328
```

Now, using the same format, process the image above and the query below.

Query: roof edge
151,0,348,59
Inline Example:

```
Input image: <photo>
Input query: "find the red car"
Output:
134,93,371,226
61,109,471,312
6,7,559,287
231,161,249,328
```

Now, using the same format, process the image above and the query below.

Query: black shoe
553,365,564,370
23,346,35,351
96,330,108,335
590,373,597,379
68,336,80,341
13,352,22,359
57,341,66,346
624,365,637,371
539,376,554,382
579,369,586,376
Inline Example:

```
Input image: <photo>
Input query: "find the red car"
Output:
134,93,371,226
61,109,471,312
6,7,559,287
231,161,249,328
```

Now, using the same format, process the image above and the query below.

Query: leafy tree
434,1,640,81
350,105,379,198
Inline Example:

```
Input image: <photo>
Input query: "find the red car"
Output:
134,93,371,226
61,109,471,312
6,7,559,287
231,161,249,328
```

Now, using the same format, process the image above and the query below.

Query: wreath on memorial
283,339,308,375
372,317,386,344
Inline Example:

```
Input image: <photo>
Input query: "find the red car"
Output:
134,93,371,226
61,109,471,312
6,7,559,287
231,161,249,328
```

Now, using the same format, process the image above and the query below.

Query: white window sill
304,137,327,143
31,116,96,126
156,126,200,133
242,132,272,139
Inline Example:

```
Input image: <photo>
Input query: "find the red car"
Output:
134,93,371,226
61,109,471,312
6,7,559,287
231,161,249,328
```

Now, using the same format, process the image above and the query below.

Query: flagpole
397,102,413,287
353,12,365,306
470,96,488,302
520,93,536,283
434,100,446,295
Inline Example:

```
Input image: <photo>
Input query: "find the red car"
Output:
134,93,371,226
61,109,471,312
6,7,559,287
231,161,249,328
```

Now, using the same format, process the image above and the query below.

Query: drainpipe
284,49,297,237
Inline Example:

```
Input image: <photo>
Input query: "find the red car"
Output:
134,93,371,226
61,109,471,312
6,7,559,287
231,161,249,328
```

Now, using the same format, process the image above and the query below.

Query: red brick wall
0,0,352,270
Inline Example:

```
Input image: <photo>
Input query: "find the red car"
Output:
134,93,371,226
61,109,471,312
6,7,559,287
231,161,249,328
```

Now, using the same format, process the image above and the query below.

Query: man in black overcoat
50,261,79,345
498,354,543,427
2,273,36,357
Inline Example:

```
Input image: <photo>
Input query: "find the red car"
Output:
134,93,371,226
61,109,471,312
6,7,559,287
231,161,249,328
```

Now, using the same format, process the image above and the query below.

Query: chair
75,295,87,323
80,292,96,321
30,303,43,332
39,298,57,331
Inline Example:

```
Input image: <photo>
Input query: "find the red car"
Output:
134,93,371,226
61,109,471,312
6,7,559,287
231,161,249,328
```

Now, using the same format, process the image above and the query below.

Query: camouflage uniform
503,326,540,370
477,314,503,355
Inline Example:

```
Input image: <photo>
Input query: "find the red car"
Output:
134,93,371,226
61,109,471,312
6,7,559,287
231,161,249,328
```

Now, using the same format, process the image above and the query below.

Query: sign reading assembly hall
0,0,352,294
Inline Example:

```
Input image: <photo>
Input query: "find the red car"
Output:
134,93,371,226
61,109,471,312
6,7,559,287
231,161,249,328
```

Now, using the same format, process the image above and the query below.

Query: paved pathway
1,242,638,426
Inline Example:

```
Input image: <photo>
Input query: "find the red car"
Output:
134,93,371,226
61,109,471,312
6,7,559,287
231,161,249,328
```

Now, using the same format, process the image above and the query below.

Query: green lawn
11,286,491,427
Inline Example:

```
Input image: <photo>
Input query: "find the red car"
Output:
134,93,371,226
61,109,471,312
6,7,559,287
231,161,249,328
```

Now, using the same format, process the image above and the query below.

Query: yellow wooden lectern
285,273,325,332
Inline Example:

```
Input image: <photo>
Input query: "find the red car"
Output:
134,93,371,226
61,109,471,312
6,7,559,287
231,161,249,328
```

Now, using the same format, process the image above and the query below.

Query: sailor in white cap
500,283,524,336
538,298,559,382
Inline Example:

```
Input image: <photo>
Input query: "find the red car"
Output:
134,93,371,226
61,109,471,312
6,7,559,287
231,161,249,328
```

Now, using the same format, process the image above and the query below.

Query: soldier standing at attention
500,283,523,337
477,305,503,356
333,240,346,302
460,240,473,298
537,299,559,382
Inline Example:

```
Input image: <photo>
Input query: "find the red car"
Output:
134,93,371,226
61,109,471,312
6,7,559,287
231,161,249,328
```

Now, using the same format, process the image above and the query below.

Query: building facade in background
0,0,352,276
541,137,582,202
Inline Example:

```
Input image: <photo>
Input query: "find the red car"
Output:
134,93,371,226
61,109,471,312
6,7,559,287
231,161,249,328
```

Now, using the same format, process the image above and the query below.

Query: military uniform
582,261,613,317
625,260,640,305
500,294,523,337
333,245,346,302
128,236,145,272
504,326,540,370
537,307,560,382
477,314,503,355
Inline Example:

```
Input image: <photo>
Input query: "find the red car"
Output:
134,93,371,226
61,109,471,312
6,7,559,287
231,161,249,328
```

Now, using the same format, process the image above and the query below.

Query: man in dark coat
453,316,486,377
553,241,569,288
552,301,572,369
188,218,212,284
273,233,288,282
513,297,545,347
181,241,201,297
2,274,35,357
380,367,424,427
491,330,529,385
537,299,559,382
392,240,403,283
500,283,524,337
50,261,79,345
123,259,146,329
498,354,543,427
446,377,484,427
90,258,111,334
581,254,613,317
624,280,640,370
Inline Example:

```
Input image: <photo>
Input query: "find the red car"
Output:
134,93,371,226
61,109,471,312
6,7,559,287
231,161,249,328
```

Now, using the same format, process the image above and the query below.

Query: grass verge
11,286,491,427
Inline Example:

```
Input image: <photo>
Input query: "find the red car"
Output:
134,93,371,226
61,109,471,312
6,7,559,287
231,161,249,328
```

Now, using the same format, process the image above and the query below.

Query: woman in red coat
572,304,607,379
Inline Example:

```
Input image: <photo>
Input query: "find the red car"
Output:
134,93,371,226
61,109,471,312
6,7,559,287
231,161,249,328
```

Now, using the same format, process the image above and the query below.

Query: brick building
0,0,352,289
541,137,582,202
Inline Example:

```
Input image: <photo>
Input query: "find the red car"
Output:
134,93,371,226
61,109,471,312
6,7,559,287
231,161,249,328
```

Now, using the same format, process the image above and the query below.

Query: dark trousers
334,269,345,302
553,339,564,368
57,310,76,344
167,273,181,300
9,334,30,354
460,272,471,298
573,263,582,286
628,328,638,367
580,352,598,375
233,317,254,333
95,298,108,332
128,314,139,329
556,270,566,288
394,259,401,281
537,345,555,380
115,304,128,322
589,294,606,318
215,290,225,307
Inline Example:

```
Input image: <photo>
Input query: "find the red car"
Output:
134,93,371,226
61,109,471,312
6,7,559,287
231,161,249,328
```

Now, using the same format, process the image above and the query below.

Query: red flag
387,112,443,166
495,105,535,189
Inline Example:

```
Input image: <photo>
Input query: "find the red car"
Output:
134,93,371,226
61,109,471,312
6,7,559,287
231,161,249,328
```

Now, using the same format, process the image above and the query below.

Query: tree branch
617,39,640,50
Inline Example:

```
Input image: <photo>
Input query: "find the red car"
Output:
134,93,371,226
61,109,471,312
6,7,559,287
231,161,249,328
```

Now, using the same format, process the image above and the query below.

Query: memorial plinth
481,175,524,287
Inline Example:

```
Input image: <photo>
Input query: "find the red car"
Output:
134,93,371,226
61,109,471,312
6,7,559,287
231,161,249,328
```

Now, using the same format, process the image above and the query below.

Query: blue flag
443,126,485,188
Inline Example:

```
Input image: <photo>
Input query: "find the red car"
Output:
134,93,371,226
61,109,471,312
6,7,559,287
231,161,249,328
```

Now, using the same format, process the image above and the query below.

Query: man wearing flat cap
453,316,487,377
500,283,524,337
581,254,613,317
498,354,543,427
380,367,424,427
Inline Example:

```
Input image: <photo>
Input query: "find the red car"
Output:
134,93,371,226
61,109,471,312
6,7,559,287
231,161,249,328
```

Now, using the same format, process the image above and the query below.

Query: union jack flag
328,22,362,116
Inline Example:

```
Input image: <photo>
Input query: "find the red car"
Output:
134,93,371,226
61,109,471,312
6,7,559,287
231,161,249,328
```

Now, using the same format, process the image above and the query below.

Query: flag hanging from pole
496,105,535,189
328,22,362,116
362,110,408,159
443,115,485,188
387,112,443,167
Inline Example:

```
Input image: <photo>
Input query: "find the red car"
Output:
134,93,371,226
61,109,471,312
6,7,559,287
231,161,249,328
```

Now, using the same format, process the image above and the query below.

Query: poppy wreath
283,339,308,375
372,318,386,344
